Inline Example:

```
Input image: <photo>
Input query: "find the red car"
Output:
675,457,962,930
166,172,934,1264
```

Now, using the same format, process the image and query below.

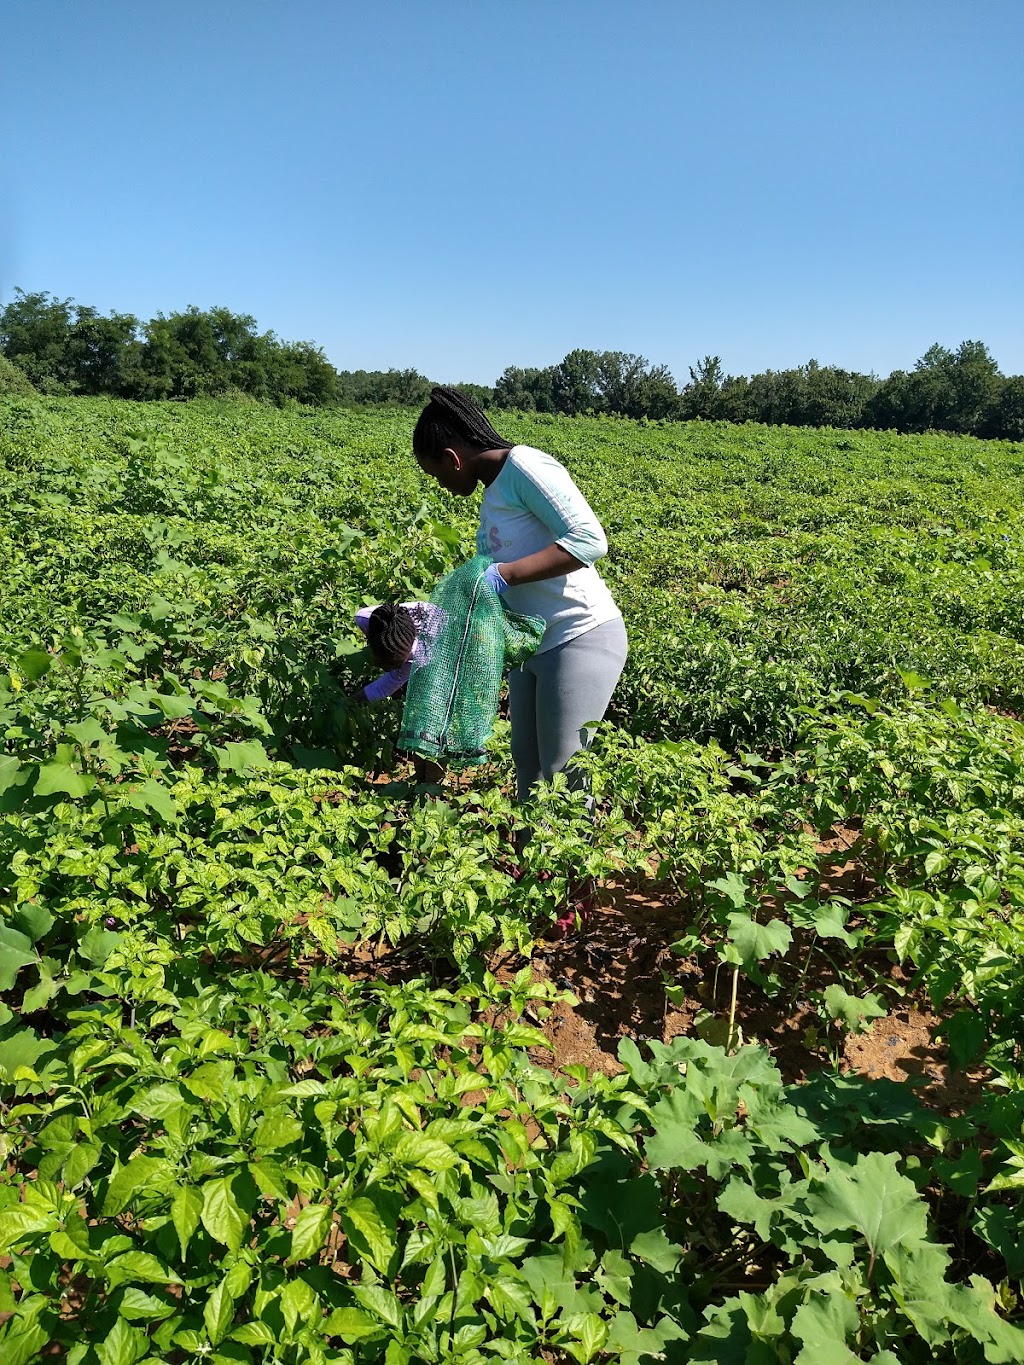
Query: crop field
2,396,1024,1363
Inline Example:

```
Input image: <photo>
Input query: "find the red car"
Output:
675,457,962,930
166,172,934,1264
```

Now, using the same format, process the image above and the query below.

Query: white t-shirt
477,445,621,654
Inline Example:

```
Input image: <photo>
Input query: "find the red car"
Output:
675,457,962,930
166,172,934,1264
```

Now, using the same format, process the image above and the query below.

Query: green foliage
0,351,36,396
2,396,1024,1360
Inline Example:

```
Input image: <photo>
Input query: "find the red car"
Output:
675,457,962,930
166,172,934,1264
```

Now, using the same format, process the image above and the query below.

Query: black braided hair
412,385,512,461
366,603,417,668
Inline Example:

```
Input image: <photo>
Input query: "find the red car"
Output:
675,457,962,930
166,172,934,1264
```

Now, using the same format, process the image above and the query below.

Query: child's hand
347,687,368,705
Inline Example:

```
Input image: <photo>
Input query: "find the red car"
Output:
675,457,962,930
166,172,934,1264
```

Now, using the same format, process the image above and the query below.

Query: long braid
412,385,512,460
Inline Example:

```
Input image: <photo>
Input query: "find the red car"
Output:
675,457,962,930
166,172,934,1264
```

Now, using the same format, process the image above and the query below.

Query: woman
412,387,627,920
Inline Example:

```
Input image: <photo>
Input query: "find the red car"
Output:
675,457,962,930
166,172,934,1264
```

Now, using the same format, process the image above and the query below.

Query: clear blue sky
3,0,1022,385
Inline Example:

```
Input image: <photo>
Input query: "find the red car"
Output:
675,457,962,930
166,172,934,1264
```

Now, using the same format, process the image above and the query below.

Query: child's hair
366,603,417,668
412,385,512,461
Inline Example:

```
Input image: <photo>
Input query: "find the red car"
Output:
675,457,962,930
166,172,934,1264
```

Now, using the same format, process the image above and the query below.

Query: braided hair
412,386,512,461
366,603,417,668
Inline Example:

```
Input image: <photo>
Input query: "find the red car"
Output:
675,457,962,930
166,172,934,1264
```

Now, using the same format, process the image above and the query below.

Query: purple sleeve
419,603,445,634
355,606,376,635
363,661,413,703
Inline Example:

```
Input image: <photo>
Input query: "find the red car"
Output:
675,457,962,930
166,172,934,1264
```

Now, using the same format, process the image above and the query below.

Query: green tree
493,366,557,412
595,351,648,417
68,306,145,396
718,374,752,422
451,382,494,408
682,355,726,419
636,363,682,420
336,368,431,406
941,340,1002,434
140,308,232,398
553,349,602,415
0,289,76,392
745,367,808,425
801,361,878,428
983,374,1024,441
0,351,36,395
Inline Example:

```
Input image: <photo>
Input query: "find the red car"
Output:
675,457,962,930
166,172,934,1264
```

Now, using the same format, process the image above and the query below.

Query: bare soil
297,829,988,1118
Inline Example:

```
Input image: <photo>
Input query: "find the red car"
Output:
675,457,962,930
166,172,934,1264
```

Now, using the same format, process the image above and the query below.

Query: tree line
2,288,1022,440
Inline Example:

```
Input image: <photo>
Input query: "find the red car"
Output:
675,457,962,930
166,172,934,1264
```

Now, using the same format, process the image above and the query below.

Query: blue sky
3,0,1022,385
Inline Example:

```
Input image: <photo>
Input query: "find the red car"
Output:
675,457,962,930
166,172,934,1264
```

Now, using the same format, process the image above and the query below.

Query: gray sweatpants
508,615,628,805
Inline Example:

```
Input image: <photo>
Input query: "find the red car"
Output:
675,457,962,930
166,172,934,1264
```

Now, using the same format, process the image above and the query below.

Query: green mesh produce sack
400,555,544,766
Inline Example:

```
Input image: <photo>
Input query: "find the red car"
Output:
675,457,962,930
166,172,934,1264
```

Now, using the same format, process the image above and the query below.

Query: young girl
411,386,628,931
351,601,446,703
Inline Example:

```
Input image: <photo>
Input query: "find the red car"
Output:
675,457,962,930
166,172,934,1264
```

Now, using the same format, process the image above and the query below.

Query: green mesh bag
399,555,545,766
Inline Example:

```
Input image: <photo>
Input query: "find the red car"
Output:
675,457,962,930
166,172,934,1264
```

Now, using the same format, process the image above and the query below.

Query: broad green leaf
248,1158,291,1201
0,1321,49,1365
597,1249,633,1307
606,1310,689,1365
134,1083,187,1120
486,1275,535,1324
0,1203,56,1249
806,1152,929,1263
17,648,53,682
791,1293,861,1363
125,778,177,824
11,902,54,944
35,760,94,798
104,1156,172,1215
821,985,886,1033
78,925,119,966
393,1130,460,1171
934,1146,983,1198
230,1322,277,1346
66,717,108,746
645,1090,719,1172
723,912,792,968
201,1175,247,1252
171,1184,203,1259
280,1276,317,1336
352,1283,402,1328
897,668,931,693
105,1251,181,1287
708,872,750,909
63,1141,101,1189
323,1307,385,1342
973,1204,1024,1276
253,1111,304,1151
97,1317,146,1365
150,691,195,720
343,1196,396,1272
0,1026,57,1080
217,740,272,773
183,1060,234,1102
944,1009,986,1067
810,902,858,947
0,755,24,795
717,1175,800,1242
562,1311,608,1364
288,1202,331,1263
119,1286,177,1322
203,1273,237,1346
0,925,38,990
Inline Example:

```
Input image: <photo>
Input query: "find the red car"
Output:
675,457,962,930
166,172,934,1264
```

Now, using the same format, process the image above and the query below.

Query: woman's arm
497,452,608,584
497,543,586,586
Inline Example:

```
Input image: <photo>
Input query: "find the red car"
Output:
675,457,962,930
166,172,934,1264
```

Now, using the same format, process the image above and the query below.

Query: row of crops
2,397,1024,1362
